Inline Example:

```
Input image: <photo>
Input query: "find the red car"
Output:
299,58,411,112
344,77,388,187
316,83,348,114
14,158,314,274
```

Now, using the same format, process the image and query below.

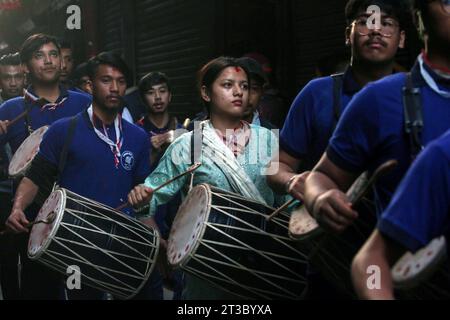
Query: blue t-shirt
136,115,183,171
280,68,361,170
0,86,91,153
327,59,450,215
378,129,450,253
38,110,151,217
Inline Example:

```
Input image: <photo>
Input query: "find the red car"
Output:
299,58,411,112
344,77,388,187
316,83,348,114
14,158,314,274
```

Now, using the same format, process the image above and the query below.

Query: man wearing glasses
268,0,409,298
349,0,450,299
305,0,450,258
268,0,407,204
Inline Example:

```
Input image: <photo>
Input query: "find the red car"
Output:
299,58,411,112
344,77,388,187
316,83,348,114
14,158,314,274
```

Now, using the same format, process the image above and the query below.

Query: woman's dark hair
197,56,250,114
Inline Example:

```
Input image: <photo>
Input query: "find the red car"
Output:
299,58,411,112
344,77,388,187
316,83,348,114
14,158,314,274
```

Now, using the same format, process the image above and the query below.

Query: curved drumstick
349,159,398,206
25,211,56,228
268,160,398,222
267,198,295,221
0,211,57,236
116,162,202,211
1,110,29,133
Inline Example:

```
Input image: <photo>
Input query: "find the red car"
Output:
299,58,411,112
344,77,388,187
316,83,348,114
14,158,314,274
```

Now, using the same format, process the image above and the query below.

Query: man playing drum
350,1,450,299
352,127,450,299
0,52,25,300
5,52,163,300
0,34,91,299
267,0,410,298
304,0,450,299
304,0,450,234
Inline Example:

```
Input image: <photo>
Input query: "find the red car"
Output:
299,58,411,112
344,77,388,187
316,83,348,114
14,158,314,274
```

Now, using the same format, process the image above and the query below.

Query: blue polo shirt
136,116,183,171
378,129,450,253
0,86,91,153
327,57,450,216
280,68,361,169
37,110,151,217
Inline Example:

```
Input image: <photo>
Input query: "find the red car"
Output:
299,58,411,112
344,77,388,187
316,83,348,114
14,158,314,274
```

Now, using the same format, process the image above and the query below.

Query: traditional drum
167,184,309,300
393,236,450,299
28,188,160,300
8,126,48,178
289,172,376,297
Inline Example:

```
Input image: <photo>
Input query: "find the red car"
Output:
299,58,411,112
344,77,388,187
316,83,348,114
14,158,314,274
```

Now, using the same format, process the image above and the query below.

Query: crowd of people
0,0,449,300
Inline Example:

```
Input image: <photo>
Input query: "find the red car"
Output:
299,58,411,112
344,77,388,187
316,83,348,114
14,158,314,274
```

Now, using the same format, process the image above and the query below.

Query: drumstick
1,110,29,133
267,160,398,222
267,198,295,221
25,212,57,228
0,212,57,235
350,159,398,207
116,162,202,211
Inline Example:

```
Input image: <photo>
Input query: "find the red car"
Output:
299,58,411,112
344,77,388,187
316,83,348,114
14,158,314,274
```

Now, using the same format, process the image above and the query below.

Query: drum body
28,188,159,300
393,237,450,299
8,126,51,204
8,126,48,178
167,184,308,300
289,173,376,298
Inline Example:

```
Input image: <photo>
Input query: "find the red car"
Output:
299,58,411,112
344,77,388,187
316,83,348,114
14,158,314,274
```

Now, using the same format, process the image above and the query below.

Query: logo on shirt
121,151,135,171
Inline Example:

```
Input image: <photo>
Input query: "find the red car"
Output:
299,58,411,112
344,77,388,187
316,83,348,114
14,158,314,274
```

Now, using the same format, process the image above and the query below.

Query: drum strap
331,73,344,132
56,115,78,184
402,73,424,161
24,99,35,136
188,121,203,191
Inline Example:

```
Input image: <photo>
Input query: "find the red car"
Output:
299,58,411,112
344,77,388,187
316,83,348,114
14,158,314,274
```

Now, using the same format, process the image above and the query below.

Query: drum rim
288,205,324,241
392,236,447,289
8,126,49,178
28,188,66,260
28,188,161,299
168,183,212,268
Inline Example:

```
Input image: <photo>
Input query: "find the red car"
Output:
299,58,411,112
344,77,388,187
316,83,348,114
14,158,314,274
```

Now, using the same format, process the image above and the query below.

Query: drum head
28,189,65,259
8,126,48,177
289,206,322,240
167,184,210,267
392,236,447,289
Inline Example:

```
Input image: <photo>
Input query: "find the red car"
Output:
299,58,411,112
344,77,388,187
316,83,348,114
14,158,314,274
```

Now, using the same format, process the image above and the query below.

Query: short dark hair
20,33,61,64
86,51,131,83
345,0,412,30
197,56,250,113
0,53,21,66
71,62,89,84
57,38,73,50
138,72,171,100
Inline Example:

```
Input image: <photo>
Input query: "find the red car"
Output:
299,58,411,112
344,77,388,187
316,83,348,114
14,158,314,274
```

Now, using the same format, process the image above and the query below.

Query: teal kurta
140,121,283,300
141,122,280,218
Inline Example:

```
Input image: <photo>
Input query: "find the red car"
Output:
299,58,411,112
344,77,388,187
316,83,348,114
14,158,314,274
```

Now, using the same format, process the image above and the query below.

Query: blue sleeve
378,143,450,253
327,85,380,173
0,102,14,147
280,80,322,159
37,121,67,166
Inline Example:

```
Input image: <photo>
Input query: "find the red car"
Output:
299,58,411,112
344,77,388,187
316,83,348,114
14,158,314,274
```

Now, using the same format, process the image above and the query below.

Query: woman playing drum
128,57,288,299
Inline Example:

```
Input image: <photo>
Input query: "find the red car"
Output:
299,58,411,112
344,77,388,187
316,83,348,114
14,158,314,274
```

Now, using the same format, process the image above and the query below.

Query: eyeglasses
352,17,399,38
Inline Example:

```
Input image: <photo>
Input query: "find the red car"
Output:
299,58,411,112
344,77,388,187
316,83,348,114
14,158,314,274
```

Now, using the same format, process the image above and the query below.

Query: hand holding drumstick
0,110,29,135
123,163,202,211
